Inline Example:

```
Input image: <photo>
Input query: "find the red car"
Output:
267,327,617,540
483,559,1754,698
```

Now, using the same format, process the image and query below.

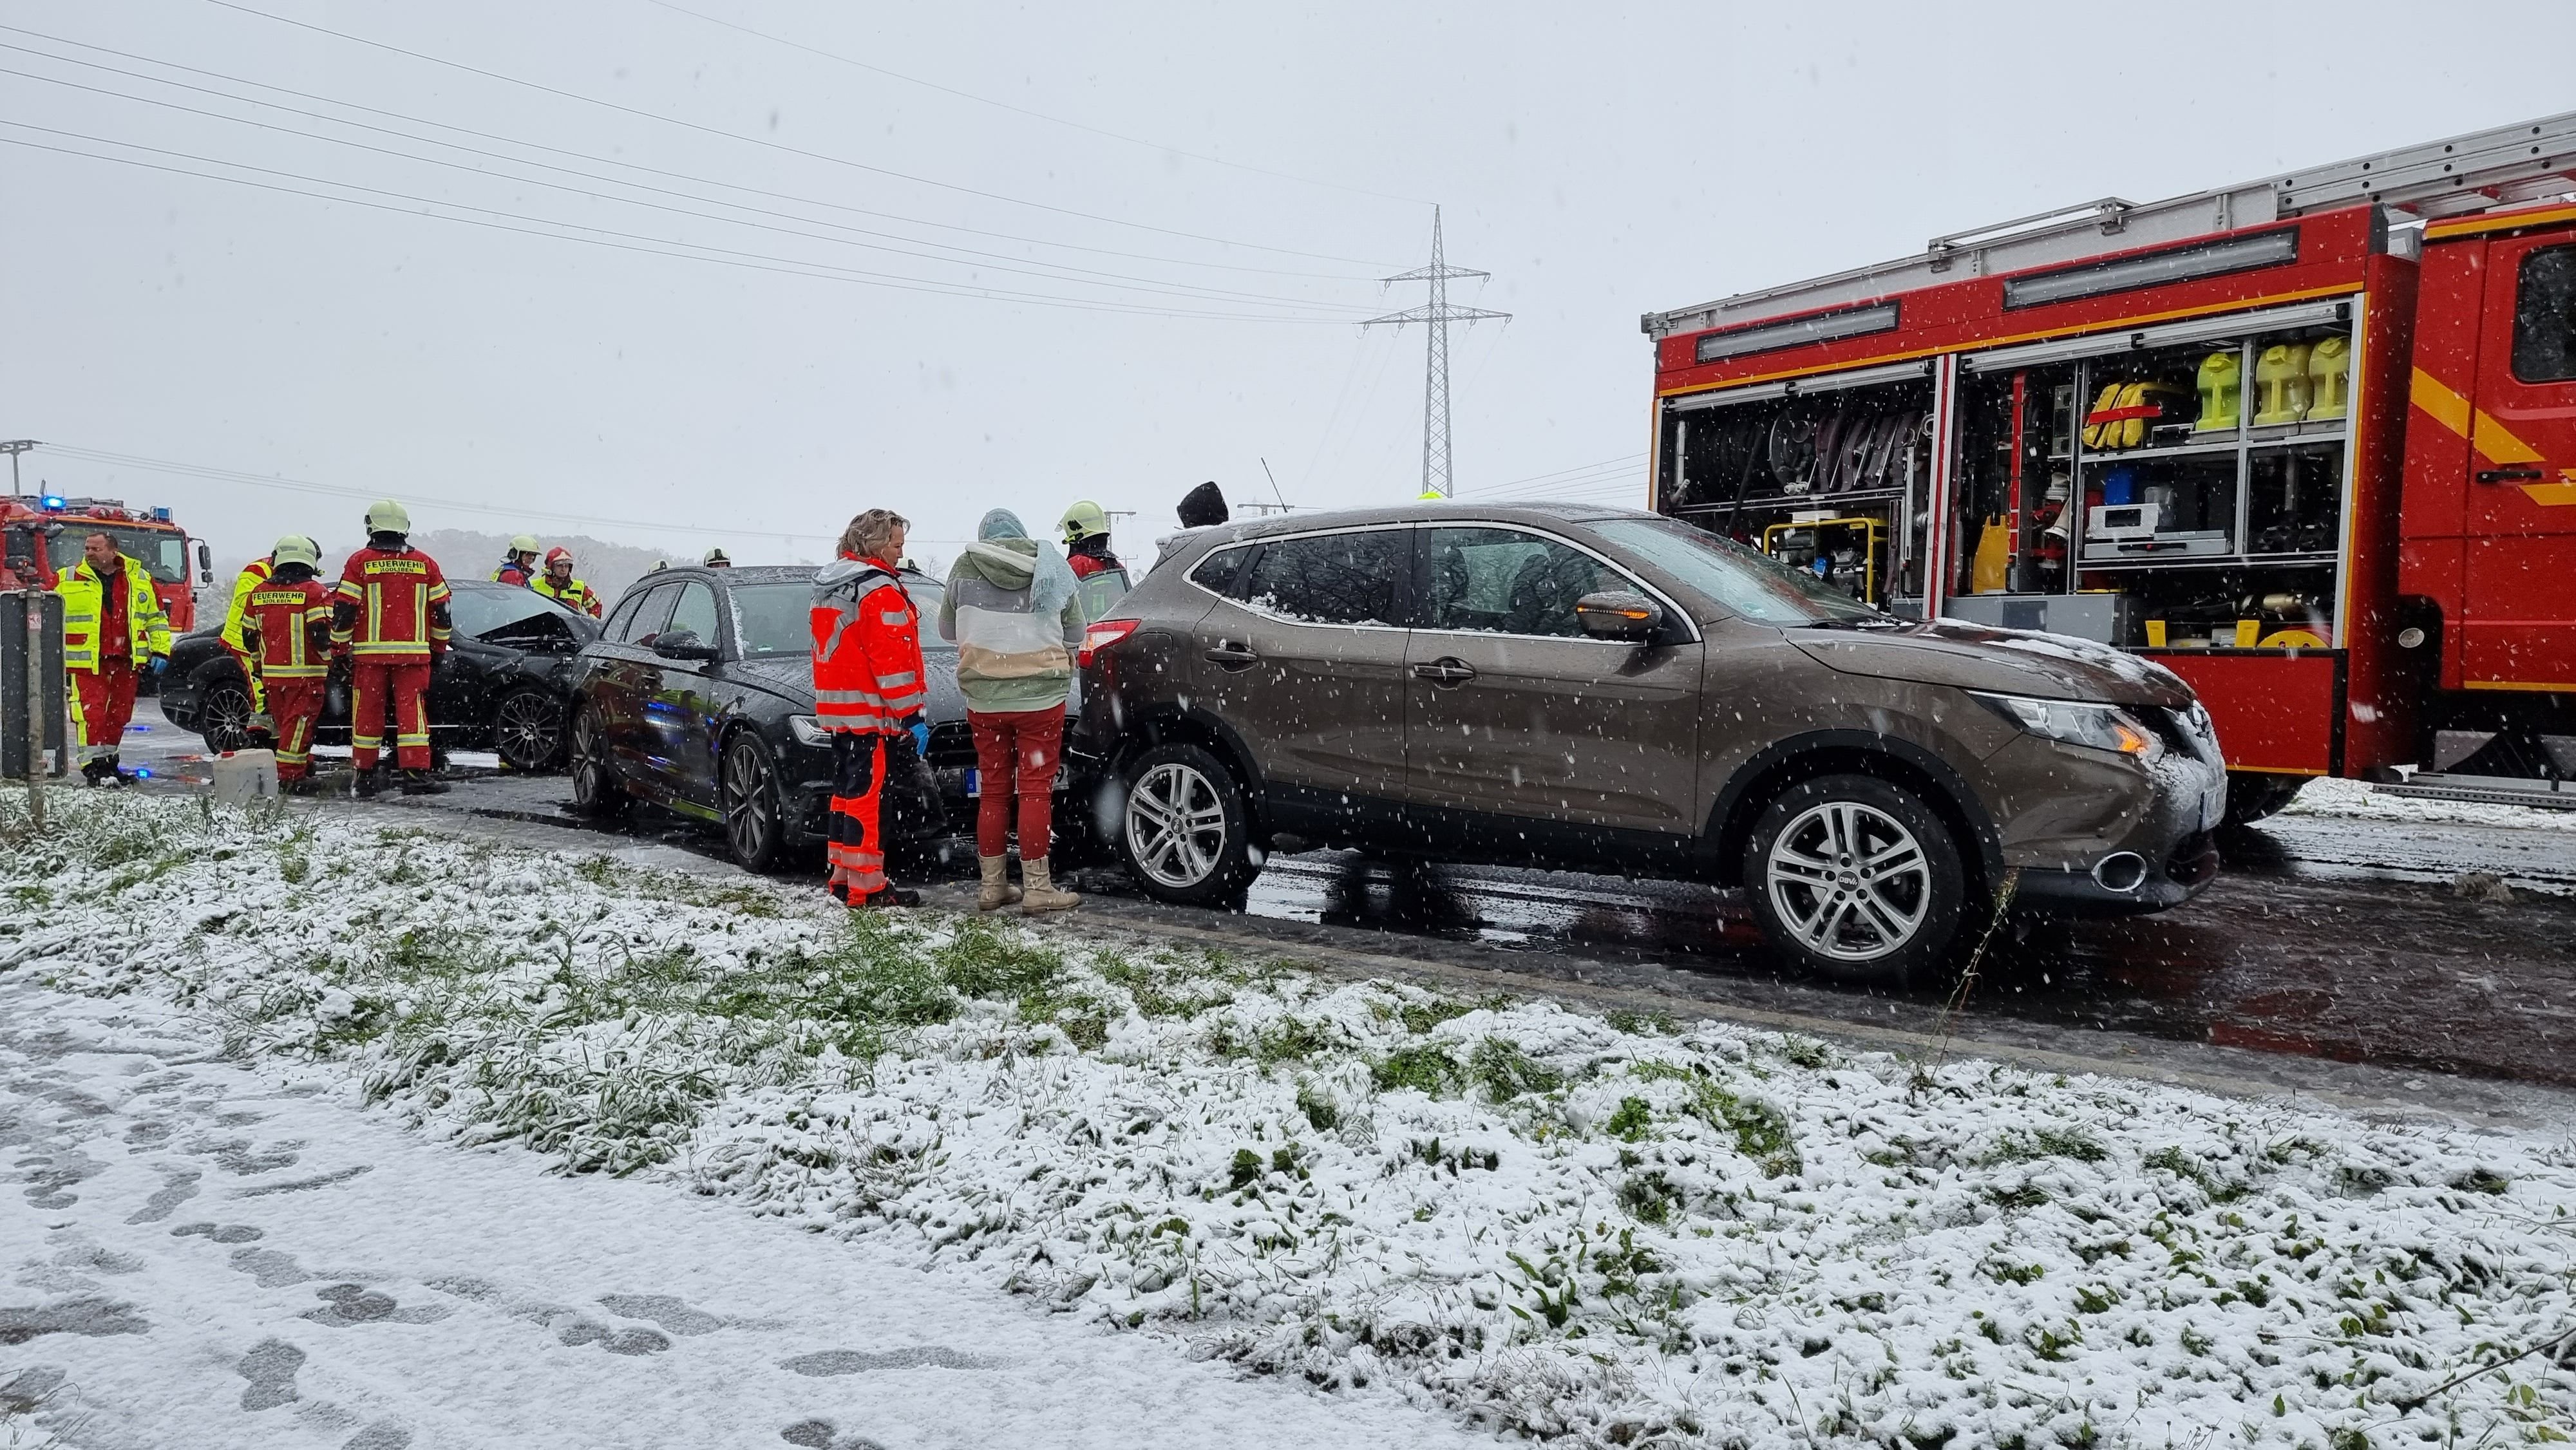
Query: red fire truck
0,492,212,636
1643,110,2576,818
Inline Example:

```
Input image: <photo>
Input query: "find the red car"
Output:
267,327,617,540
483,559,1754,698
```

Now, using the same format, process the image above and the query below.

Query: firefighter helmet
1059,500,1110,543
364,499,412,534
545,546,574,568
272,535,321,569
509,533,541,554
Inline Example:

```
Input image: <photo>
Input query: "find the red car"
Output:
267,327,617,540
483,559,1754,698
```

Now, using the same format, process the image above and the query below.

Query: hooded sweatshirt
940,509,1086,713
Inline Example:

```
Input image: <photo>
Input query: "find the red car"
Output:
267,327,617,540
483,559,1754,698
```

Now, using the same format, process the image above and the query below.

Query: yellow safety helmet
509,533,542,554
272,535,321,569
1059,500,1110,543
364,499,412,534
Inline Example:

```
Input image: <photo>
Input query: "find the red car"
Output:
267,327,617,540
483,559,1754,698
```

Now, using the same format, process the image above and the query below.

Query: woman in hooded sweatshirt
940,509,1087,914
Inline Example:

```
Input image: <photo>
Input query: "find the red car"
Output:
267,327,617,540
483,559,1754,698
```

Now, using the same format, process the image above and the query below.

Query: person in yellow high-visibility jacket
220,549,276,719
56,532,172,786
531,547,602,617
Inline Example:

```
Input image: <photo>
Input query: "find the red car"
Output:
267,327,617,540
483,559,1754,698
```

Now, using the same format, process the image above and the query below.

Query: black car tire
1743,773,1968,990
193,664,258,755
1115,741,1257,907
489,684,569,774
2221,771,2306,827
721,729,789,873
568,704,629,818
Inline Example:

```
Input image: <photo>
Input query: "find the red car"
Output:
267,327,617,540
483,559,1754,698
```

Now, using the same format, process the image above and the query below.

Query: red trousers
969,704,1063,861
68,658,138,766
827,731,889,903
263,677,326,780
350,656,433,771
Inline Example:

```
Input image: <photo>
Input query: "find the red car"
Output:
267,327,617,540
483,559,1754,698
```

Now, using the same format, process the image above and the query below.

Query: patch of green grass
1985,1185,2050,1210
1776,1034,1833,1069
1985,1260,2045,1286
1398,998,1474,1035
1603,1008,1675,1037
1986,1127,2108,1165
1098,956,1233,1019
1469,1037,1562,1102
936,917,1061,1001
1604,1096,1653,1142
1294,1083,1340,1132
1617,1170,1681,1224
1373,1043,1463,1097
1227,1148,1264,1190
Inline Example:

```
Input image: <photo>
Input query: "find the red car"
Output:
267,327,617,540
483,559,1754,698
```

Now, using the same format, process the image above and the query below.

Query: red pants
263,676,326,780
969,704,1063,861
68,658,138,767
350,656,432,771
826,731,889,903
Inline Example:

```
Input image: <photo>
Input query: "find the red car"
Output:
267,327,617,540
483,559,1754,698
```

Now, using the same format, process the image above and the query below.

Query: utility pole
1365,208,1507,500
0,440,35,498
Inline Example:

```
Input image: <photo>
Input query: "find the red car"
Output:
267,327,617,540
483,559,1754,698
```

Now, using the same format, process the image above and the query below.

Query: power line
0,70,1376,314
638,0,1429,207
0,131,1365,323
201,0,1397,268
0,28,1381,281
1457,451,1649,497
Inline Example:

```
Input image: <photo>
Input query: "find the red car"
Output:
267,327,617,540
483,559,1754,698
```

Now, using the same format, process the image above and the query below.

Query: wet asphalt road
108,703,2576,1097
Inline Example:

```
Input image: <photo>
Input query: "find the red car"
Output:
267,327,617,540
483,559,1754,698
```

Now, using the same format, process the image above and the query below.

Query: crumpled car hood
1788,620,2193,707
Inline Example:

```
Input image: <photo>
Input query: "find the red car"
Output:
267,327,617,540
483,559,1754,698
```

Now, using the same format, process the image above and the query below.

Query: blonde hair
838,508,908,561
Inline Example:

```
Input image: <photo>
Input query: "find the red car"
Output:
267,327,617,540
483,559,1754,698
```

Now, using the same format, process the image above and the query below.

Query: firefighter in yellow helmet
493,534,544,587
238,536,335,792
532,547,602,617
1058,500,1122,579
57,530,172,786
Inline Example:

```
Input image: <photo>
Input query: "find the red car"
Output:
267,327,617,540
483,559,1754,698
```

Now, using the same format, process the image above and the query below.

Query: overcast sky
6,0,2573,572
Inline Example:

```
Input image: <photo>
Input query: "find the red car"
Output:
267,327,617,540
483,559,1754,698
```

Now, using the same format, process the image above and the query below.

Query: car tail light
1078,617,1141,667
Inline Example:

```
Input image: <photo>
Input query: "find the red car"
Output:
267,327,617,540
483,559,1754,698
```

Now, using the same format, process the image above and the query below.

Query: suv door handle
2476,467,2546,483
1204,643,1259,669
1412,657,1477,686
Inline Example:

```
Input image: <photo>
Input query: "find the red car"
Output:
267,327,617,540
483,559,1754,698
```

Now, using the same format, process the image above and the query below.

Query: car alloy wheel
489,686,565,773
722,732,784,871
1763,799,1933,963
569,708,626,816
1126,760,1230,889
199,677,256,755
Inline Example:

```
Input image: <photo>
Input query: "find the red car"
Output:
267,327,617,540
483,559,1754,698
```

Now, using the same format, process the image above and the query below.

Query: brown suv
1071,504,2224,984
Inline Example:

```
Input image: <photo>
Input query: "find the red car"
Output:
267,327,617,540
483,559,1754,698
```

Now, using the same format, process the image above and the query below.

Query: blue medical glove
149,655,169,675
907,719,930,755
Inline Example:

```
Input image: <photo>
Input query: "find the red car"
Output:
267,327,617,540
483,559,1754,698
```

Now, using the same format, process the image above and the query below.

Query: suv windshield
730,576,952,657
1588,518,1882,625
48,527,190,585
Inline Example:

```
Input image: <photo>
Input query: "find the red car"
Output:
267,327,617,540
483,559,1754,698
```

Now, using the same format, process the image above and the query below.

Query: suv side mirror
1575,590,1663,643
651,629,720,661
196,540,213,585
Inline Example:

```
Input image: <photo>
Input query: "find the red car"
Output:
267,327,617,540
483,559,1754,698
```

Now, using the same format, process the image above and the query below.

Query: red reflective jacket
242,576,336,680
331,545,454,658
809,555,925,734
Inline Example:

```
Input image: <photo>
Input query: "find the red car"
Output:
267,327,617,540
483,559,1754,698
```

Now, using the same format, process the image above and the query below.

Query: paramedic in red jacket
810,508,928,908
330,500,453,796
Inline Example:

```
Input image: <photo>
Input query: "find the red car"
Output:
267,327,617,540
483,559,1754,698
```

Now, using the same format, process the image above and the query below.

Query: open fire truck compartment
1643,110,2576,809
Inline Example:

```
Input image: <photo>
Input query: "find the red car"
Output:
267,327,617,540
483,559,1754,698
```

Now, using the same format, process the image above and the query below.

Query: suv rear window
1189,544,1253,597
1240,531,1404,626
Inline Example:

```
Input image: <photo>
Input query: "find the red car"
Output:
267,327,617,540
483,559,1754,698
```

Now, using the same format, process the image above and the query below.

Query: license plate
2199,768,2228,832
964,766,1069,796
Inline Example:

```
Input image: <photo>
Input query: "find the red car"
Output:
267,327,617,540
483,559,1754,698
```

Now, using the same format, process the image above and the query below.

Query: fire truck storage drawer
1942,592,2137,645
2139,648,2341,776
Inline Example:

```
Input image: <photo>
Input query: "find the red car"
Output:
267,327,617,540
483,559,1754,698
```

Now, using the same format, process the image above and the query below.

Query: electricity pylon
1365,207,1507,500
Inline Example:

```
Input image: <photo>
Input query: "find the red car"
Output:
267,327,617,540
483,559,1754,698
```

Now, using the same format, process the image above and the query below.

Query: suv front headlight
1972,692,2163,763
788,714,831,748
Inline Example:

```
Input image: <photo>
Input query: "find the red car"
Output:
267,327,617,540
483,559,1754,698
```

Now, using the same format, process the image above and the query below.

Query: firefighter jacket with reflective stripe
220,558,272,651
492,559,535,587
531,574,601,617
331,546,454,658
242,578,337,679
810,557,925,734
56,556,169,672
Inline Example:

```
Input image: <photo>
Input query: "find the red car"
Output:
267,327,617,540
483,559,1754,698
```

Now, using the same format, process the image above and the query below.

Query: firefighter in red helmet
810,508,928,908
532,547,602,618
331,500,453,796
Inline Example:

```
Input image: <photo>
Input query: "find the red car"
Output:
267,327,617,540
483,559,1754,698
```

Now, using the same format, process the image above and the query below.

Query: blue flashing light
152,506,171,522
39,494,64,511
133,767,153,780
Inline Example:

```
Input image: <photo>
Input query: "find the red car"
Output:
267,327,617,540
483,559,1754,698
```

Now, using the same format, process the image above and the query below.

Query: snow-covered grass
5,791,2574,1448
2287,775,2576,833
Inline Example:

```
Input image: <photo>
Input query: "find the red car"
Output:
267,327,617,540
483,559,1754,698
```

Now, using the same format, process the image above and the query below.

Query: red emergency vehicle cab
0,494,211,635
1644,111,2576,815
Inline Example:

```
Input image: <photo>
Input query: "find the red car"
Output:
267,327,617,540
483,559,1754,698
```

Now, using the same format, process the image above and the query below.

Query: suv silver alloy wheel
1126,760,1230,889
1763,800,1932,962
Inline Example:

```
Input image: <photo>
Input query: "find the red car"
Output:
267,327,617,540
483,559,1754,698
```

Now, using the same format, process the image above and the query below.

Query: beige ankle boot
1019,857,1081,915
977,855,1022,912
